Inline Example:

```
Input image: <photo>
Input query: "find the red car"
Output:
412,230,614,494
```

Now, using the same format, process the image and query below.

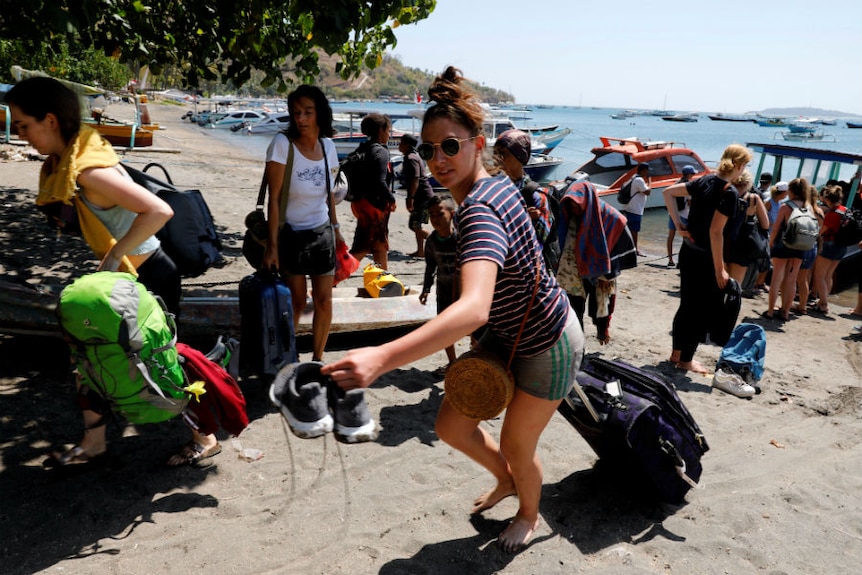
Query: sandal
43,445,107,468
167,441,222,468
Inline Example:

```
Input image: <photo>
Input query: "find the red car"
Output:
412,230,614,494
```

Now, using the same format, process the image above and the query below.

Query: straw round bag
445,350,515,420
444,251,543,420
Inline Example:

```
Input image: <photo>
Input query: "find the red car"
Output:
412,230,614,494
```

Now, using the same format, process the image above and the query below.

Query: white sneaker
713,369,756,398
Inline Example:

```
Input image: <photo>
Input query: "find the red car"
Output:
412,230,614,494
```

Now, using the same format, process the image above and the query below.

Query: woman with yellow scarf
6,77,219,468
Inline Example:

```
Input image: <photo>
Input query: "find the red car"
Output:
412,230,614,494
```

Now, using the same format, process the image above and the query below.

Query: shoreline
1,100,860,575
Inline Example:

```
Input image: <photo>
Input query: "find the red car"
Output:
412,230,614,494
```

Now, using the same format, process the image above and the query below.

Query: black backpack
617,178,635,205
522,181,562,272
834,207,862,247
124,163,223,277
337,141,370,202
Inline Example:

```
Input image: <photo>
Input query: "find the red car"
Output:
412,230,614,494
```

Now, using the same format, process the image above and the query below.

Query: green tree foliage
0,0,436,91
0,40,130,90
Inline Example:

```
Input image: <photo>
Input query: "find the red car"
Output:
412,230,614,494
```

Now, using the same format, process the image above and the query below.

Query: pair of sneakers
712,368,756,398
269,361,377,443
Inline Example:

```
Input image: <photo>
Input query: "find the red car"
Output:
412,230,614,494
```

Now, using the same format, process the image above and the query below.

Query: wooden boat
551,136,711,210
87,120,156,147
0,280,437,340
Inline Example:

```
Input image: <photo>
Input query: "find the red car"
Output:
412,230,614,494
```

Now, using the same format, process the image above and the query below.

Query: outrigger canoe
0,279,437,340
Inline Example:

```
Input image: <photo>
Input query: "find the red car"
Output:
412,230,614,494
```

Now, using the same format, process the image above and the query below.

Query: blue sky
389,0,862,115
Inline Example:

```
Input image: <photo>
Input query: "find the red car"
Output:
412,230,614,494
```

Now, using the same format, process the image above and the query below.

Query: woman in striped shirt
324,67,583,552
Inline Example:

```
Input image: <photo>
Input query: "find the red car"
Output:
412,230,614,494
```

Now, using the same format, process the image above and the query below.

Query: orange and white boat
555,136,711,210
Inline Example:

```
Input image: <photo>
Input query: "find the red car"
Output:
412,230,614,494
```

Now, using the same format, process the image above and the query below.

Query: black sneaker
269,362,334,438
328,385,378,443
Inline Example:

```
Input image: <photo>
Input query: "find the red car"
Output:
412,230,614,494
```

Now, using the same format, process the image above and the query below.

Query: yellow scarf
38,125,137,275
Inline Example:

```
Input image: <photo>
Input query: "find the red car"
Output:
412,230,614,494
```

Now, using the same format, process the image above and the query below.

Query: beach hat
494,129,531,165
775,181,789,192
682,166,696,175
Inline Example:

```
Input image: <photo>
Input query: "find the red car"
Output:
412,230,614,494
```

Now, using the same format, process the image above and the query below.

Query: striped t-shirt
456,176,569,356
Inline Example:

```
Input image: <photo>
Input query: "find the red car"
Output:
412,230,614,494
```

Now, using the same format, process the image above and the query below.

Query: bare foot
472,480,517,513
497,515,540,553
669,352,681,364
677,360,709,375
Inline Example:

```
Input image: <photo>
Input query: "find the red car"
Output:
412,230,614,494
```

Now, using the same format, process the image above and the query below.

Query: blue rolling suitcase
557,355,709,503
239,273,297,377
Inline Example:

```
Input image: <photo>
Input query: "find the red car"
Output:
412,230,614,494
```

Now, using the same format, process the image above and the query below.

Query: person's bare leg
285,274,309,331
766,259,787,317
310,274,334,360
494,391,560,552
435,399,515,512
677,359,710,374
666,230,675,265
780,260,801,320
77,409,107,455
372,244,389,270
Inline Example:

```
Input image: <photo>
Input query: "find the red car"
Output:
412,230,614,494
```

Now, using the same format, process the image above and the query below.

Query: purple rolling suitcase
557,355,709,503
239,272,297,377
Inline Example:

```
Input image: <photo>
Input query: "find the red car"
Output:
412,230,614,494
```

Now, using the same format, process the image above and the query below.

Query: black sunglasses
417,136,477,161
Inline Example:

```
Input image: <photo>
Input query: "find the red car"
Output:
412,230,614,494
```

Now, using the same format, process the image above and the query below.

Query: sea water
210,103,862,299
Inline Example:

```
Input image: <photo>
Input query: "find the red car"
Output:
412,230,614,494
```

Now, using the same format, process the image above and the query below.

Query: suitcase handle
571,378,600,423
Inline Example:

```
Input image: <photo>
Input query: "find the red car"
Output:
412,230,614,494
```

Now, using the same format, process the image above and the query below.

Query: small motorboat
207,110,267,129
551,136,711,210
661,113,698,122
774,129,837,142
238,112,292,134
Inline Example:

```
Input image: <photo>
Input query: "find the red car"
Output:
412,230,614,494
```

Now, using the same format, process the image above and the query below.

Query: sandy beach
1,99,860,575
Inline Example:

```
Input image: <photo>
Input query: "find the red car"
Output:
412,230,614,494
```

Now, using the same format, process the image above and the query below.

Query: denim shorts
819,240,847,261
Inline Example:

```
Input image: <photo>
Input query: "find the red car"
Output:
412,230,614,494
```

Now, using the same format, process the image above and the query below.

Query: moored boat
85,120,156,147
707,113,756,122
661,113,698,122
774,129,837,142
553,136,711,210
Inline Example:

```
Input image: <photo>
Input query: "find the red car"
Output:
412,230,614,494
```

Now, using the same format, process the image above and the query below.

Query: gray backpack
781,201,819,251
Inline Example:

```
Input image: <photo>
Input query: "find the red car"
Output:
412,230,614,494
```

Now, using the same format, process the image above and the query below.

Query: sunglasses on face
417,136,477,161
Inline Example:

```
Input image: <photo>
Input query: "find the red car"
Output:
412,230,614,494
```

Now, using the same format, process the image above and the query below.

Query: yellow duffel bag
363,262,405,298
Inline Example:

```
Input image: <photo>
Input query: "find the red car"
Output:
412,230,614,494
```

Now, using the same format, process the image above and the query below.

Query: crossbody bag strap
320,138,335,220
506,249,543,370
277,141,295,226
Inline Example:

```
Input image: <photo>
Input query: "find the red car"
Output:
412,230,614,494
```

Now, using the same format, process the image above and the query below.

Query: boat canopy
747,142,861,208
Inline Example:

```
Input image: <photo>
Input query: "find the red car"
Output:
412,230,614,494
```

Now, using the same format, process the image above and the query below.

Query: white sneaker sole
335,419,378,443
269,385,334,438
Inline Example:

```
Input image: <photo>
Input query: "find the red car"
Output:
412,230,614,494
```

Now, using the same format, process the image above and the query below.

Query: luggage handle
659,437,702,490
571,378,601,423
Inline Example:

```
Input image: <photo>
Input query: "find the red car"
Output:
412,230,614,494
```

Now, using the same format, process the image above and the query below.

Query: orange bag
334,239,360,286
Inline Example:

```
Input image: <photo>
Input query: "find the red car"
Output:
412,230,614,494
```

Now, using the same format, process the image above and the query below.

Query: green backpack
57,272,189,424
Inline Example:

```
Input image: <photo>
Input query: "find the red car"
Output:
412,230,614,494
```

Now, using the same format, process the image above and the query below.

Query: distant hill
750,106,862,119
315,53,514,104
